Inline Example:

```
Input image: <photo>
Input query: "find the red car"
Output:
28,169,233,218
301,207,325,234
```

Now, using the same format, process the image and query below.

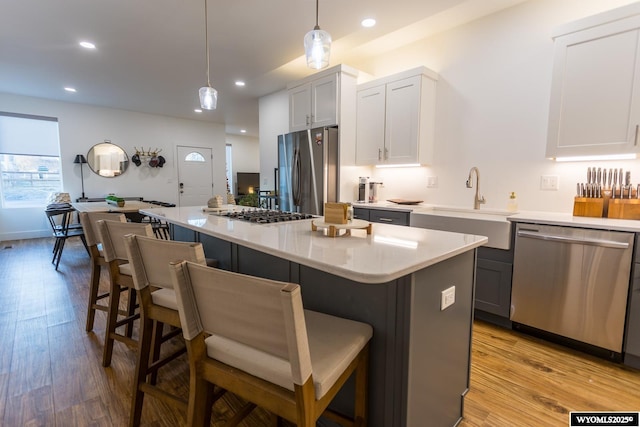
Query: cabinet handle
635,124,639,146
377,217,394,222
384,147,389,160
378,148,382,161
306,115,310,126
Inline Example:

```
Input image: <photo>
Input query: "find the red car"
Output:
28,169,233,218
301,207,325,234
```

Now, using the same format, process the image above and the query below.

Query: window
0,113,62,208
226,144,233,195
184,151,206,162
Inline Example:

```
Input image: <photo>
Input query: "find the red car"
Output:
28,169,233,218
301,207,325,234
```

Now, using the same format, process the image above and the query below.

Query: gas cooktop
220,209,314,224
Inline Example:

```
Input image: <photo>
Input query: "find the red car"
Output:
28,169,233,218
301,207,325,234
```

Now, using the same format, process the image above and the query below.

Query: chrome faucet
466,167,486,210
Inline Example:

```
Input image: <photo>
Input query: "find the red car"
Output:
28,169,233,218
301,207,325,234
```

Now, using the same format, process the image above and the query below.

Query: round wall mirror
86,141,129,177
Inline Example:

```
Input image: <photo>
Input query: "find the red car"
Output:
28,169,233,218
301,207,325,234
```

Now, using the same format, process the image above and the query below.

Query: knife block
573,197,603,218
607,199,640,220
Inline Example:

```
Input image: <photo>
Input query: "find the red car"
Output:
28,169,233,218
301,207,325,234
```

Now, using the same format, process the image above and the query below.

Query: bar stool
97,219,154,367
79,211,127,332
169,260,373,427
123,234,210,427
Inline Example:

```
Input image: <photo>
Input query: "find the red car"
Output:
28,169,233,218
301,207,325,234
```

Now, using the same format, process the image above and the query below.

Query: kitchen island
140,206,488,427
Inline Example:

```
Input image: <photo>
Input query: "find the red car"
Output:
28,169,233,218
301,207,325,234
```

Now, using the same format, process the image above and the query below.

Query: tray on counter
387,199,423,205
311,218,372,237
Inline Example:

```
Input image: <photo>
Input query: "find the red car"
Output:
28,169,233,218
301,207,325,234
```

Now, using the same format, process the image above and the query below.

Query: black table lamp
74,154,87,199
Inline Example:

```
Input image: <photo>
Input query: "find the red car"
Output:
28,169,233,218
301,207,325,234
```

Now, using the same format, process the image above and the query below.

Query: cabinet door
289,84,311,132
311,74,338,127
353,207,370,221
385,75,421,164
355,85,386,165
369,209,410,226
546,16,640,158
475,258,512,318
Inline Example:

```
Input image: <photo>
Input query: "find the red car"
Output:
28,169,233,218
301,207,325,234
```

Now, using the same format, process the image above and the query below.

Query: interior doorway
176,145,214,207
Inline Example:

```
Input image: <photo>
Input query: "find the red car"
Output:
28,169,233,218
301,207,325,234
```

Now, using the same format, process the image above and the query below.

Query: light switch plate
540,175,559,191
427,176,438,188
441,286,455,311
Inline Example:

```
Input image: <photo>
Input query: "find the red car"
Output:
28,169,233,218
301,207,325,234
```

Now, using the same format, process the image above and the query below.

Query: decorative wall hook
132,147,166,168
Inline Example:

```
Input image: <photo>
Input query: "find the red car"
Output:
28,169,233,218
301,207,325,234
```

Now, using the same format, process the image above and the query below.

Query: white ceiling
0,0,526,137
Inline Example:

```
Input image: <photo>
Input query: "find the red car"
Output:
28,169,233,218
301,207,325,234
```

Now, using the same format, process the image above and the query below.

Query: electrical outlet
540,175,559,191
441,286,455,311
263,178,268,186
427,176,438,188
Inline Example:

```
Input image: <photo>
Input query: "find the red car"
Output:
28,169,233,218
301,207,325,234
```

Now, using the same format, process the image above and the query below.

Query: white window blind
0,112,60,156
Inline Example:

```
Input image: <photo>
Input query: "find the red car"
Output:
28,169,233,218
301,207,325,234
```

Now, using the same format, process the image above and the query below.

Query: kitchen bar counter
140,206,486,284
140,205,487,426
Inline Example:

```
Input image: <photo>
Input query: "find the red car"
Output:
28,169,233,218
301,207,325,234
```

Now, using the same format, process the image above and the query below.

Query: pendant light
199,0,217,110
304,0,331,70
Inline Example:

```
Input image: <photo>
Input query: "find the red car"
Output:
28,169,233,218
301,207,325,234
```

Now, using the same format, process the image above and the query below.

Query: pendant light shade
304,0,331,70
199,0,217,110
199,86,218,110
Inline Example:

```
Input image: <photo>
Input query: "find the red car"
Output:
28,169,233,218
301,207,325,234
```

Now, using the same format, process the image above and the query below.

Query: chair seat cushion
204,309,372,400
151,288,178,310
118,263,132,276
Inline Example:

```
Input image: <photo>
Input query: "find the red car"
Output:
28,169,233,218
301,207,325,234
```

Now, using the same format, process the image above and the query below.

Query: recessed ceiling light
64,87,77,93
79,41,96,49
194,109,203,113
240,129,246,133
235,81,245,87
361,18,376,28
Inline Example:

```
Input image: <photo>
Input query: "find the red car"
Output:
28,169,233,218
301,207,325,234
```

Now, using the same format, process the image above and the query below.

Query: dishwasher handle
517,229,630,249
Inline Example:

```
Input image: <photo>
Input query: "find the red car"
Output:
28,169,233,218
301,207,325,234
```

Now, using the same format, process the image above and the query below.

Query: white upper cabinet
355,67,438,166
355,85,386,165
287,65,362,132
289,74,337,131
546,3,640,159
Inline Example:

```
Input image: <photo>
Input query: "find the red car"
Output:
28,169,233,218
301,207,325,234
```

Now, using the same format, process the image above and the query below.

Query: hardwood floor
1,237,639,426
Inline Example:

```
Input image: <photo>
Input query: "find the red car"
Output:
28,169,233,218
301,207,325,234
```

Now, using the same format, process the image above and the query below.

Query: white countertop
141,206,488,284
355,201,640,233
508,210,640,232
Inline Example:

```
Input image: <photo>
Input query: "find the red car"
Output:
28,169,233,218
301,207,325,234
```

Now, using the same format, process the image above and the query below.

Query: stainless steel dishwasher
511,223,634,354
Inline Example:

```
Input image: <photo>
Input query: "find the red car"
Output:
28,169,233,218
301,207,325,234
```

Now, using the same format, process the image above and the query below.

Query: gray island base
140,206,487,426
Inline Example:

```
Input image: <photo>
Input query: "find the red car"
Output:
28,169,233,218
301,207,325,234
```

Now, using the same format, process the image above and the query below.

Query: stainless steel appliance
358,176,369,202
277,127,339,215
369,182,383,203
511,223,634,355
220,209,313,224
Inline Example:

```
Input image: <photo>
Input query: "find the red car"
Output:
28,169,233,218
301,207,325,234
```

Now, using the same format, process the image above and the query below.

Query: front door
176,146,213,207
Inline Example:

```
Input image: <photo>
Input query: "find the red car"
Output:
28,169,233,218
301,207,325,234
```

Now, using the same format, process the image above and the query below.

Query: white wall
258,91,289,192
226,134,259,193
0,92,226,241
349,0,640,212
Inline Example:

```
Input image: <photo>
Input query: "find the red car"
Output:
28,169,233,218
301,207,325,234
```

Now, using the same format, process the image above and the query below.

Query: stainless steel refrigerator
277,126,339,215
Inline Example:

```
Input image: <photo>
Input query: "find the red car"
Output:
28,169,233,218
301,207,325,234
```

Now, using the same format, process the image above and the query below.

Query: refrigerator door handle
307,129,320,215
292,147,301,208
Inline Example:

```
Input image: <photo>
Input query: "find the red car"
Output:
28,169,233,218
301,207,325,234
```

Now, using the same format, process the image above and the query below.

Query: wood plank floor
1,237,639,426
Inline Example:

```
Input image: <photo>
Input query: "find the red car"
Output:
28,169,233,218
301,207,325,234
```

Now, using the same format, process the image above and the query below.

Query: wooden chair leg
54,238,67,270
148,320,164,385
85,261,102,332
354,345,369,426
129,314,154,427
102,279,122,367
188,376,215,427
125,288,137,338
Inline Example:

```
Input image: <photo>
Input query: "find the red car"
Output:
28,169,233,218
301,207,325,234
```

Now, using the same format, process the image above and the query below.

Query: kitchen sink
410,205,516,250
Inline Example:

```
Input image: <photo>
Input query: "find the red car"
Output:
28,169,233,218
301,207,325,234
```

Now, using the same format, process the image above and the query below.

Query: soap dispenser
507,192,518,212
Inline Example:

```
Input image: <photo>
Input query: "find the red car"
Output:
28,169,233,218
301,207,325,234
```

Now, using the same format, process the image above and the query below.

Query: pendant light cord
314,0,320,30
204,0,211,87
